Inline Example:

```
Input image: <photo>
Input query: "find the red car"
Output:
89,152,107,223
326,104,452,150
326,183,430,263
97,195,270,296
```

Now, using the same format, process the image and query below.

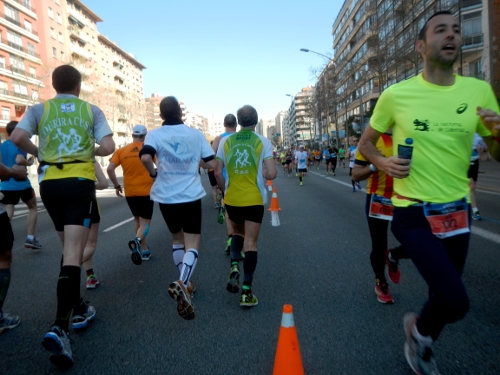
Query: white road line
471,226,500,244
311,171,367,192
102,217,134,232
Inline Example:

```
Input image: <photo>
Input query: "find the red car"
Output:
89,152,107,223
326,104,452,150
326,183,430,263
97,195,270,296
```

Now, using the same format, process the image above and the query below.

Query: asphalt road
2,163,500,375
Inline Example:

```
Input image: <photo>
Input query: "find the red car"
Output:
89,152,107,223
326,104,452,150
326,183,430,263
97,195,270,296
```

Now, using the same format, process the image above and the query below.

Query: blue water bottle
398,138,413,160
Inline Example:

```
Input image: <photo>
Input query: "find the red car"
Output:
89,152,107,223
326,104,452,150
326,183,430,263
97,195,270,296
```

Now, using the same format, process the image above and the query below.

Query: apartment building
145,93,163,130
0,0,43,139
287,85,314,146
329,0,492,142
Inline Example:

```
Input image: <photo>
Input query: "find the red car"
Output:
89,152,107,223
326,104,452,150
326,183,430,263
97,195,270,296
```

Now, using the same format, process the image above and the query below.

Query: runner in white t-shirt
140,96,216,321
295,145,308,186
347,137,361,192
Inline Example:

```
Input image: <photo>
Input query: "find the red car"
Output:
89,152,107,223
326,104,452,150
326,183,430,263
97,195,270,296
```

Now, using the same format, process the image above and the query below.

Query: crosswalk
10,188,118,220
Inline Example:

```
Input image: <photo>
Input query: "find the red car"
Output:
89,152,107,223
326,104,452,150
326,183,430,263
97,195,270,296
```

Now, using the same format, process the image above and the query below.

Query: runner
107,125,155,265
294,145,300,176
215,104,276,307
358,11,500,375
279,149,286,173
323,146,331,174
285,148,293,177
295,144,308,185
353,132,409,304
0,121,42,249
347,138,361,192
140,96,216,320
314,148,321,169
0,146,27,334
307,148,314,169
469,133,486,220
338,145,346,168
211,114,238,254
329,145,338,176
207,142,220,209
11,64,114,367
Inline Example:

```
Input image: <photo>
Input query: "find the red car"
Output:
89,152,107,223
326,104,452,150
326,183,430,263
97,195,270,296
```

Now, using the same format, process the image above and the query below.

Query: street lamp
300,48,333,61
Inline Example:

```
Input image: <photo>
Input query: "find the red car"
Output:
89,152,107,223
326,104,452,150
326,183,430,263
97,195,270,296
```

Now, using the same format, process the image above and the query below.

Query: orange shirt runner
109,141,153,197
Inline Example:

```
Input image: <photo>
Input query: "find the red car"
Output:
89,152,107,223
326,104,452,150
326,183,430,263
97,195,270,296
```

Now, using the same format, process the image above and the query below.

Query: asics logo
457,103,468,114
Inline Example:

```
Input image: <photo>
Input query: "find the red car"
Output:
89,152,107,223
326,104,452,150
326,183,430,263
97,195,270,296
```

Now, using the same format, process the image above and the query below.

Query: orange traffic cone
273,304,304,375
267,179,273,191
268,187,281,226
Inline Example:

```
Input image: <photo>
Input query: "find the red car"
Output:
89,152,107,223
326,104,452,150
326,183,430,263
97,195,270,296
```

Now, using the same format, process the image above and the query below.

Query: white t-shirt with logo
144,124,214,204
296,151,308,169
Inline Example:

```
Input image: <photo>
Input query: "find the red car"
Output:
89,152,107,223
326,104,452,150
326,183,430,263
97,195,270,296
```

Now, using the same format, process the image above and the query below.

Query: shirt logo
457,103,468,114
131,147,140,152
413,119,429,131
60,103,76,113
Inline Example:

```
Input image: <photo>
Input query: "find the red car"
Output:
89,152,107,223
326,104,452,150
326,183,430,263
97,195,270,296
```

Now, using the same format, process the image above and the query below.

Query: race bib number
423,199,469,239
369,194,393,221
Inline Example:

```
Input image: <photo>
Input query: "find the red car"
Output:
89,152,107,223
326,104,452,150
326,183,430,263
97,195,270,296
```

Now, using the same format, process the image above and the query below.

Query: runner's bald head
224,114,237,128
52,65,81,94
237,105,258,127
159,96,182,120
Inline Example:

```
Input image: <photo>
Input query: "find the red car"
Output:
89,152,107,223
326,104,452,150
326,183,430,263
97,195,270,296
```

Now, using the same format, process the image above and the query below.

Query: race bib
369,194,393,221
423,198,469,239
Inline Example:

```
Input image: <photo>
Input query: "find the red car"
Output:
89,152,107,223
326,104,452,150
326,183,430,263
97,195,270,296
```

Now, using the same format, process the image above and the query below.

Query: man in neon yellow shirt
11,65,114,367
215,105,277,307
359,11,500,375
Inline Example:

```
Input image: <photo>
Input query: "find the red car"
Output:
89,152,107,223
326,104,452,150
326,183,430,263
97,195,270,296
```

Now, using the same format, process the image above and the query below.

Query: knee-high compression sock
142,224,150,238
299,176,303,182
230,235,244,262
172,244,185,273
351,179,355,187
243,252,258,287
349,168,353,176
0,268,11,313
180,249,198,286
54,265,81,331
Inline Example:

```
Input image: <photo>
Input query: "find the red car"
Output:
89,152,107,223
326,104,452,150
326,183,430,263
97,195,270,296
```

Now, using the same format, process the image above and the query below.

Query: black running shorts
468,159,479,181
298,168,307,173
159,199,202,234
225,204,264,224
125,196,154,220
40,178,95,231
0,212,14,253
207,169,217,187
0,188,35,205
92,199,101,224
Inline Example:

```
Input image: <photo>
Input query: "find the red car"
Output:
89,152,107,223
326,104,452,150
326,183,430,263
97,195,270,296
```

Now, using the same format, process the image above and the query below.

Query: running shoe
333,172,336,176
295,173,298,176
141,248,152,261
375,281,394,304
300,182,303,186
240,287,258,307
217,206,225,224
25,237,42,249
86,274,100,289
385,248,401,284
72,300,96,330
225,237,232,254
187,281,196,299
472,211,482,221
226,262,240,293
0,312,20,333
42,326,73,368
356,182,361,190
128,237,142,265
352,186,356,192
404,313,440,375
214,201,220,209
168,280,195,320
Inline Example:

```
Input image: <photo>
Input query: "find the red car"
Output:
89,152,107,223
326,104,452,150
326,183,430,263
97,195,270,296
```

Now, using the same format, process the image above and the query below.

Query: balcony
78,66,91,77
114,69,126,80
67,7,87,27
4,0,37,19
81,82,93,92
69,28,89,45
70,43,91,60
115,83,128,94
462,33,483,51
0,88,31,105
0,41,41,64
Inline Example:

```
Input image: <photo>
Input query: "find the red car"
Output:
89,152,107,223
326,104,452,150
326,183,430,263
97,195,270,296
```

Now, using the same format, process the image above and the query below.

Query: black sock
349,168,352,176
299,176,302,182
230,235,244,263
54,266,81,331
351,179,355,187
243,252,258,286
0,268,11,313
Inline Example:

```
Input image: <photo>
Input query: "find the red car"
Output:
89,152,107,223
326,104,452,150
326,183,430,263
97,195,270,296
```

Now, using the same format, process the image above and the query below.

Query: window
10,54,25,73
29,66,36,78
58,32,63,43
60,51,65,61
48,7,54,19
57,13,62,24
2,107,11,121
13,82,28,96
24,20,32,33
22,0,31,10
7,31,23,49
27,43,35,57
462,12,482,36
50,28,55,39
4,5,20,25
470,60,483,79
0,56,5,69
52,47,57,58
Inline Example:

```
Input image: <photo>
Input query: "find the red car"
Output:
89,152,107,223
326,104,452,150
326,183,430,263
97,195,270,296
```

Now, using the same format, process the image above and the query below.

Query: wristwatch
369,164,377,172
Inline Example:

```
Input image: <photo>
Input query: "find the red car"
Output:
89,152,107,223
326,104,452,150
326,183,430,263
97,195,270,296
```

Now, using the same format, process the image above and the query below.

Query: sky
84,0,343,121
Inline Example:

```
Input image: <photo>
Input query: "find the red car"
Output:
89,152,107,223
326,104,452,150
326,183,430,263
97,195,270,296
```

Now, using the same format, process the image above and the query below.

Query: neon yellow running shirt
370,74,495,207
217,129,273,206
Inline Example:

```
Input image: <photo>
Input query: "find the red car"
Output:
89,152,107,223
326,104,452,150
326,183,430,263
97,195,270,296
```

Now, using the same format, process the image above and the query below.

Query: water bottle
398,138,413,160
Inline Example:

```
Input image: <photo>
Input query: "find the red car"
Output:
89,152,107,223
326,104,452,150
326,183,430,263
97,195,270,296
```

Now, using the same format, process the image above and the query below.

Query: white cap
132,125,147,136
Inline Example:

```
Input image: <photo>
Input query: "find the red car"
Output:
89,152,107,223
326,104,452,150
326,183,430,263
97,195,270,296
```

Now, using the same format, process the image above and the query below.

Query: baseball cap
132,125,147,136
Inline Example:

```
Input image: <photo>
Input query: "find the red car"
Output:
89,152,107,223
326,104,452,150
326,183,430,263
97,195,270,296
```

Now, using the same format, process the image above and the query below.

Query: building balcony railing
115,83,128,93
70,43,91,60
69,28,89,44
0,88,30,100
6,41,39,58
114,69,126,80
462,33,483,50
67,7,87,27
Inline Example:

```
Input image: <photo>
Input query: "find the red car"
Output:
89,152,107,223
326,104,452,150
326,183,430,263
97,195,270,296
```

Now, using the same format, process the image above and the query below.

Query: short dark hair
52,64,82,93
236,105,258,127
159,96,181,119
418,10,453,41
6,120,18,136
224,114,237,128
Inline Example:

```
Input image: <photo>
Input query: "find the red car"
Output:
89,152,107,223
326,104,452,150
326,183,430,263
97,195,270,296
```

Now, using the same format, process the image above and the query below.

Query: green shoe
240,288,258,307
217,206,226,224
226,262,240,293
225,237,232,254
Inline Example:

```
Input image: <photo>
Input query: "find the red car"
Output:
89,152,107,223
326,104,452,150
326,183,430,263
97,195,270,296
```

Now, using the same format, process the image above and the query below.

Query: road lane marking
471,226,500,244
103,217,134,232
311,171,366,192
